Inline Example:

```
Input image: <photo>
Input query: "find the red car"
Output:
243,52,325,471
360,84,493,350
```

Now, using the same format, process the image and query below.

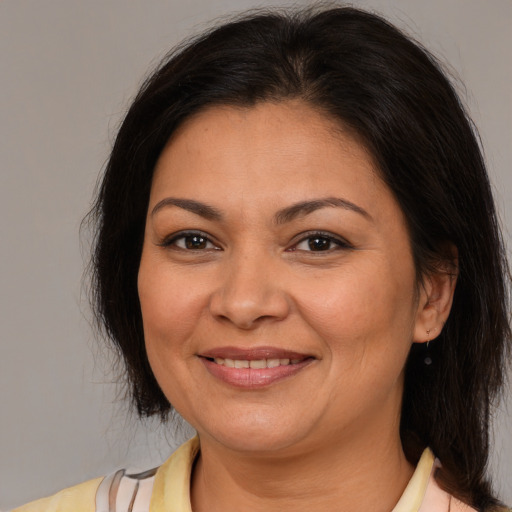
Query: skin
138,101,456,512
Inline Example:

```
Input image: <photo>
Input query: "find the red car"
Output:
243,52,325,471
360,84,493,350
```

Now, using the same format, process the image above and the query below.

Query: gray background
1,0,510,509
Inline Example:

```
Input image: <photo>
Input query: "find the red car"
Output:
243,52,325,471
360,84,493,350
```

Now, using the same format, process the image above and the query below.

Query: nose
209,252,291,330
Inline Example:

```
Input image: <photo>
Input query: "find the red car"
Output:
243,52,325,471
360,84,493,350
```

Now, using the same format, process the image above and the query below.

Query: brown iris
308,237,331,251
185,235,208,250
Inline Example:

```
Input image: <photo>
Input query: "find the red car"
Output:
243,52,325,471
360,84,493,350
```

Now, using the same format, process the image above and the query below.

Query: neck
191,418,414,512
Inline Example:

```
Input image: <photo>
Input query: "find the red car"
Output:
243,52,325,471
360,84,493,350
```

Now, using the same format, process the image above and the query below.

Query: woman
13,6,510,512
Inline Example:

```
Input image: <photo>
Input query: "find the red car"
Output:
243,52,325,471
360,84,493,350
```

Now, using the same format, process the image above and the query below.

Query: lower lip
201,358,314,389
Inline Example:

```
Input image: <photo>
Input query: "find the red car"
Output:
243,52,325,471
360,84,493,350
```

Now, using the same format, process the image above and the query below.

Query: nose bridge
209,244,290,329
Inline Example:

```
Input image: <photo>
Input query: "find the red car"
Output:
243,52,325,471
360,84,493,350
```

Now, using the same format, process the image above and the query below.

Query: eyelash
159,231,220,251
288,231,352,253
159,230,352,253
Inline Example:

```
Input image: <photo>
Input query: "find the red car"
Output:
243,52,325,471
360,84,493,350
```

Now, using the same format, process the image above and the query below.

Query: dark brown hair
89,6,511,509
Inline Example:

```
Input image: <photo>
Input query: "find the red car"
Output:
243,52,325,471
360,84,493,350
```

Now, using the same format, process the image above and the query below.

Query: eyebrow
274,197,372,224
151,196,371,223
151,197,223,221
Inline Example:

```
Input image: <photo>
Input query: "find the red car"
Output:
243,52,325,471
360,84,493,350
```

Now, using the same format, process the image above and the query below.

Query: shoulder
9,438,199,512
10,467,160,512
409,450,477,512
10,477,103,512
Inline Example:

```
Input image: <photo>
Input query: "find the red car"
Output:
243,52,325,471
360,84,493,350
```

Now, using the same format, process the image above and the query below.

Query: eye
162,231,219,251
291,232,351,252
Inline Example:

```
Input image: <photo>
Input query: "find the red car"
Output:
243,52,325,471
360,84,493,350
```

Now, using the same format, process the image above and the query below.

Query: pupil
186,236,207,249
308,237,330,251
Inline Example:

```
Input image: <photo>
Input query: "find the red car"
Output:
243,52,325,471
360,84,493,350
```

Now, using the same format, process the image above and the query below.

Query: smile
199,347,314,389
210,357,302,368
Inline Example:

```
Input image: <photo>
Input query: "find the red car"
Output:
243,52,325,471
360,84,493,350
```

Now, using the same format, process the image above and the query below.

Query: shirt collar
150,437,435,512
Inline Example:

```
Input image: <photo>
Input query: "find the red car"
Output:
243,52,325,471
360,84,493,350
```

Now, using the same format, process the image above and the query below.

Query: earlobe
413,255,458,344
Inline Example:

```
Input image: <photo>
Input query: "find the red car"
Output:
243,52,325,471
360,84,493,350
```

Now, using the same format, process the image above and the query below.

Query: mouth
206,357,304,368
198,347,315,389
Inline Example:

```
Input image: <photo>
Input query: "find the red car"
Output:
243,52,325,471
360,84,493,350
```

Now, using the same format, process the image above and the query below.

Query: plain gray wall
1,0,510,508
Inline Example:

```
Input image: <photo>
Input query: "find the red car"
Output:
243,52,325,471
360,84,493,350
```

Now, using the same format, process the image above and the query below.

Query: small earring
424,329,432,366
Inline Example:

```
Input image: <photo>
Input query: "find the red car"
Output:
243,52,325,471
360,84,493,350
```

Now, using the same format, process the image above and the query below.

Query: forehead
151,101,383,203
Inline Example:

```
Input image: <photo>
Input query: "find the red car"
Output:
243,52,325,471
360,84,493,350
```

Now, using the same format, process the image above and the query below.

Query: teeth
212,357,303,368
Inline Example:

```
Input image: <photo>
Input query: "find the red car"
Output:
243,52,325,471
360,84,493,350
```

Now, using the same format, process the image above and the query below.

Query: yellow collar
150,436,199,512
392,448,435,512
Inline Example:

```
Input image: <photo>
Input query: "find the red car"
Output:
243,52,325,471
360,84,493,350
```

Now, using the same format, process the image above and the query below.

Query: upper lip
199,346,313,361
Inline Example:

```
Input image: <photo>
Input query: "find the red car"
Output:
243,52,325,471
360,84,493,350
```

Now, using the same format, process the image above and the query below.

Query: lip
199,346,315,389
199,346,310,361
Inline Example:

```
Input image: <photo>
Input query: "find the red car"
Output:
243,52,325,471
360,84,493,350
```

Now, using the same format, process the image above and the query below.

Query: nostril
208,269,291,328
211,305,288,330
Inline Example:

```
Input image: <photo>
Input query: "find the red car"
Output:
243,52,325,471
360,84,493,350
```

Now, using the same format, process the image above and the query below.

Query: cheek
137,258,211,411
297,262,417,370
137,258,207,355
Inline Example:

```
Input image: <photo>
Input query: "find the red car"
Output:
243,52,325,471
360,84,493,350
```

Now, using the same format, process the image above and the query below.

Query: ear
412,248,458,344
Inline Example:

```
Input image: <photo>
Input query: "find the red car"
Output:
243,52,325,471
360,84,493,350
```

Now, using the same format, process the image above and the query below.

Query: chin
194,413,314,454
209,430,302,454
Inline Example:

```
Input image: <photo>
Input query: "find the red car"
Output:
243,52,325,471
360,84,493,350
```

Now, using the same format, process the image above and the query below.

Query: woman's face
138,101,429,454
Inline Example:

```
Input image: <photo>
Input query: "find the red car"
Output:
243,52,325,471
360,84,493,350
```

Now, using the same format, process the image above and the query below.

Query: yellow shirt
11,438,485,512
